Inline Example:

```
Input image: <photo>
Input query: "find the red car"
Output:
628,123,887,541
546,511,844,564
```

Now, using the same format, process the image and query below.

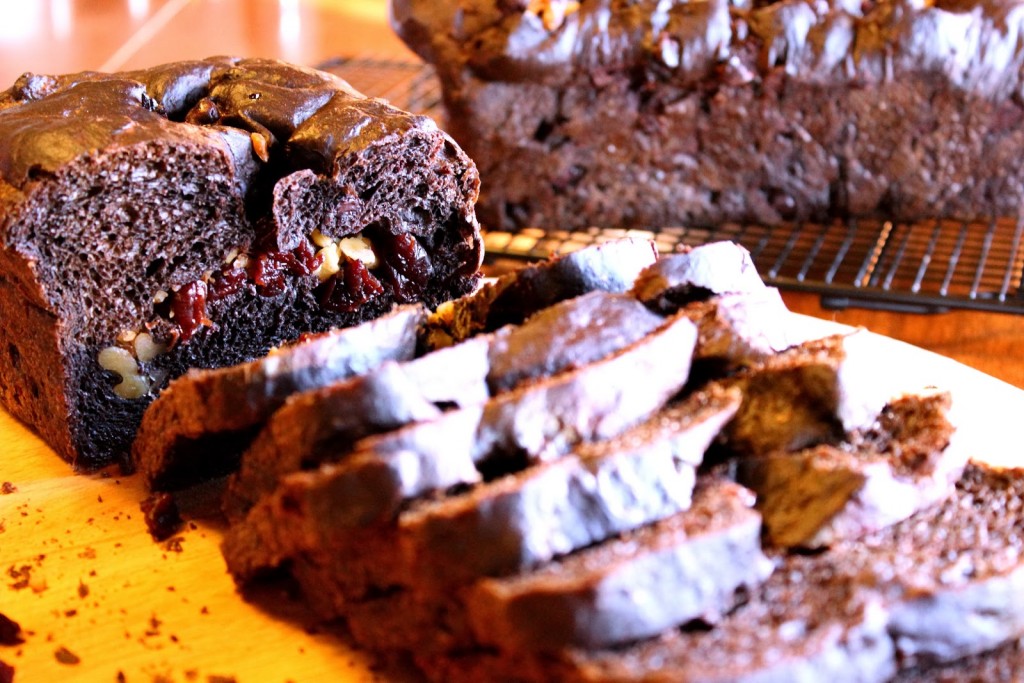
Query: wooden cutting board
0,414,411,683
1,318,1022,683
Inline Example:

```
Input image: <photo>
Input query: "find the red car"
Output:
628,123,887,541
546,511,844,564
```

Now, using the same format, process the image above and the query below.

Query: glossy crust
0,57,482,468
393,0,1024,230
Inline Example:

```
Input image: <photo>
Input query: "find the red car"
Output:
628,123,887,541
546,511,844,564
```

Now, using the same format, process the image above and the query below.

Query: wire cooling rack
319,56,1024,314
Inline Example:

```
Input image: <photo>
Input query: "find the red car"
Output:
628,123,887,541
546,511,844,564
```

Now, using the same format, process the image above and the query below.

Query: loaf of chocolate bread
392,0,1024,231
0,57,482,468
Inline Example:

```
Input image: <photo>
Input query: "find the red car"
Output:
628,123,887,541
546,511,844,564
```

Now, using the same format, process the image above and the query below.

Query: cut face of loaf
133,304,427,490
0,57,482,468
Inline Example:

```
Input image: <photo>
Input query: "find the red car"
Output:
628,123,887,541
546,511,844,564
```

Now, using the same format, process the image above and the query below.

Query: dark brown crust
0,57,482,468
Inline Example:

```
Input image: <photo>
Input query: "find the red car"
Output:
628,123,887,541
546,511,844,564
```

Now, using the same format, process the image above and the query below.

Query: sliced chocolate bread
682,289,795,367
133,304,427,490
339,478,771,659
485,290,665,393
413,464,1024,682
222,383,738,590
211,239,1016,683
221,339,489,521
0,57,482,468
236,461,1024,682
722,330,899,457
421,236,658,349
464,478,772,651
416,554,895,683
631,241,769,313
835,463,1024,667
223,290,673,519
741,390,966,549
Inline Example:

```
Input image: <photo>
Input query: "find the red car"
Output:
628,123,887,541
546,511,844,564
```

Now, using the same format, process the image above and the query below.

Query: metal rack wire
320,56,1024,315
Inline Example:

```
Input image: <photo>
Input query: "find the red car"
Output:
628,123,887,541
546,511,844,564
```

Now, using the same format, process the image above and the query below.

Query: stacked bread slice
133,238,1015,681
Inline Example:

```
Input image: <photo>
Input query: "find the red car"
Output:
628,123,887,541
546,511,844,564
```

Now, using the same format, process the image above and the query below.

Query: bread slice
631,241,768,312
486,290,665,393
336,478,770,659
422,237,658,349
740,390,965,548
465,478,772,651
223,290,675,519
0,57,482,468
133,304,426,489
723,331,899,457
683,288,794,366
